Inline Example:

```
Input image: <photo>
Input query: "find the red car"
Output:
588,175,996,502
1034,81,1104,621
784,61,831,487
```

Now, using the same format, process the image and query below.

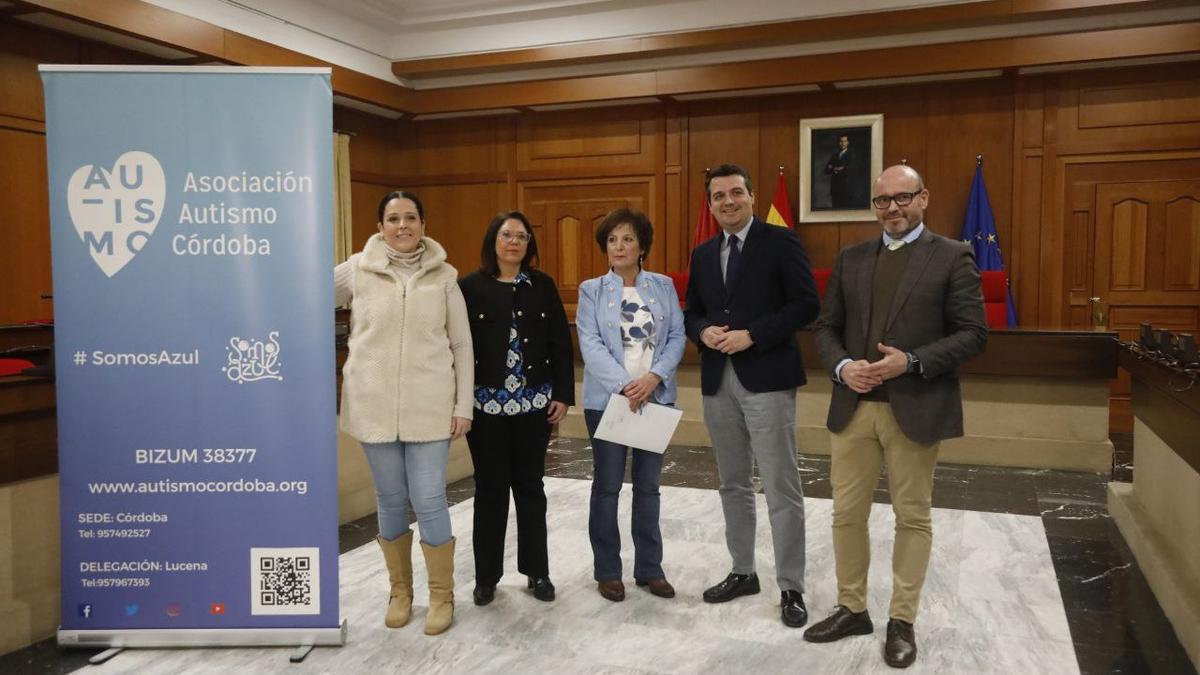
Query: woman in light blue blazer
576,208,686,603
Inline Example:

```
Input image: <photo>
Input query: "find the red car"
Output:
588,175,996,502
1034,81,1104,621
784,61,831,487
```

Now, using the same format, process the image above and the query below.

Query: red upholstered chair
980,270,1010,329
0,358,35,376
813,268,832,300
667,271,689,308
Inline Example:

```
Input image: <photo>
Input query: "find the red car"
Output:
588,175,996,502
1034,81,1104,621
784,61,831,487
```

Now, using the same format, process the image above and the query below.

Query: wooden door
1093,179,1200,426
518,178,655,316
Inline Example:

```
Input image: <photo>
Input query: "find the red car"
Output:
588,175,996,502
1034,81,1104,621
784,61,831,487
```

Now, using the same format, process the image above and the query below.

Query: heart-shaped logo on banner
67,151,166,278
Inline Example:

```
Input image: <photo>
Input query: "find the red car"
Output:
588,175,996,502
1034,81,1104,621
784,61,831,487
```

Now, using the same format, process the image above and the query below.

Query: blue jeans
361,439,452,546
584,409,666,582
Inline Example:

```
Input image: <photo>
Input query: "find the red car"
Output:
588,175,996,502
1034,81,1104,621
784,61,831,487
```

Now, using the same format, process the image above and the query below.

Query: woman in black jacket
458,211,575,606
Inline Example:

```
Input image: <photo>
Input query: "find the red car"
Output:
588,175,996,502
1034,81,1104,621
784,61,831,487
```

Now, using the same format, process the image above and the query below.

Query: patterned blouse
473,272,554,416
620,287,656,380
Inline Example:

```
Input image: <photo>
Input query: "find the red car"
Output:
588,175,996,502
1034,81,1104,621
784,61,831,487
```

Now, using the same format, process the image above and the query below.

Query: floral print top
473,272,553,416
620,287,656,380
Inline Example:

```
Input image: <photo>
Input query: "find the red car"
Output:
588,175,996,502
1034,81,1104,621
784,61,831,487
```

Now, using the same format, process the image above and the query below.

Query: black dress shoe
472,584,495,606
636,578,676,599
527,576,555,602
884,618,917,668
702,572,760,603
780,590,808,627
803,605,874,643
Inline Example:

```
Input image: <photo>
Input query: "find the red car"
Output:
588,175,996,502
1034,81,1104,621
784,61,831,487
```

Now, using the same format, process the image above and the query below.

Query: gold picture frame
799,113,883,222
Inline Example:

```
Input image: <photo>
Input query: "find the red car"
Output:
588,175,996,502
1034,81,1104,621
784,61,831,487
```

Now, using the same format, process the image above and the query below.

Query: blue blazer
576,269,686,411
683,218,820,396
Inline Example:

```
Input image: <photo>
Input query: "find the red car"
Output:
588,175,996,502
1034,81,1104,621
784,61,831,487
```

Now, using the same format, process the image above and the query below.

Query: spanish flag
765,167,796,229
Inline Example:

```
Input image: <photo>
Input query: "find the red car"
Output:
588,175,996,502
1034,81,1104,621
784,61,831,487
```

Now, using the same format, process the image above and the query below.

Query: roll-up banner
41,66,344,649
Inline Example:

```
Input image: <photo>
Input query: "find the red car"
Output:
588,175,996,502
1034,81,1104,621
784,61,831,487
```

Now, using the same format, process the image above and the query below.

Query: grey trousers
702,360,806,593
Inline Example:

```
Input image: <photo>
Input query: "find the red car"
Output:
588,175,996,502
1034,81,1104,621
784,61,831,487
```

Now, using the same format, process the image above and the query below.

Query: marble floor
3,434,1195,675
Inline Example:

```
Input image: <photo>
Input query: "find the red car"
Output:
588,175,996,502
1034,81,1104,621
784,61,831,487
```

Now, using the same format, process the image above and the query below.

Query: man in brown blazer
805,165,988,668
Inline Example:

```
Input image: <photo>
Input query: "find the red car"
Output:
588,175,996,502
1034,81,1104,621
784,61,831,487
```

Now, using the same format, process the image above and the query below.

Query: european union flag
961,164,1017,326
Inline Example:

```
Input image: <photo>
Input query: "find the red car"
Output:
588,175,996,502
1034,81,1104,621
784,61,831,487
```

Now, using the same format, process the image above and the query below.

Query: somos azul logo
67,151,165,278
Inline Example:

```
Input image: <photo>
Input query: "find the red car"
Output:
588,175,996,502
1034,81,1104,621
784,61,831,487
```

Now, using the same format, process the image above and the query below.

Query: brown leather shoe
884,618,917,668
597,580,626,602
636,578,676,598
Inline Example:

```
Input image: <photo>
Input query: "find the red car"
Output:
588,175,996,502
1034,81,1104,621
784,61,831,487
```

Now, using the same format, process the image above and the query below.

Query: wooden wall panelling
1050,155,1200,329
336,108,412,180
754,92,843,268
650,24,1200,107
0,20,79,123
0,127,52,324
0,21,79,325
517,107,659,173
348,180,390,251
1012,76,1045,327
1052,64,1200,152
1164,193,1200,291
923,78,1014,246
1037,140,1067,327
685,106,759,249
415,117,508,177
1050,157,1200,430
408,182,504,274
496,115,517,202
518,178,655,313
651,107,670,274
1065,179,1095,330
663,107,685,274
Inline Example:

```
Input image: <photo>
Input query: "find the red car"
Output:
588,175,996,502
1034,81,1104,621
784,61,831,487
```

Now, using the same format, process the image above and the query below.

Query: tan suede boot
377,532,413,628
420,537,455,635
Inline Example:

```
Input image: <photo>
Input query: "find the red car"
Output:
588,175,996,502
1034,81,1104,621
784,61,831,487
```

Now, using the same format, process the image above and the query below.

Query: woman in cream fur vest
334,190,473,636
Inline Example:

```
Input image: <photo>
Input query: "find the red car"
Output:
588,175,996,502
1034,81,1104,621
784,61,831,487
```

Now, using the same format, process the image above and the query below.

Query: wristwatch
906,352,920,374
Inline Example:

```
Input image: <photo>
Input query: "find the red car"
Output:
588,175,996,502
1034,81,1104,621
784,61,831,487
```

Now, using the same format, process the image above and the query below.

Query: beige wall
1109,419,1200,670
0,476,60,656
564,366,1113,472
1131,420,1200,586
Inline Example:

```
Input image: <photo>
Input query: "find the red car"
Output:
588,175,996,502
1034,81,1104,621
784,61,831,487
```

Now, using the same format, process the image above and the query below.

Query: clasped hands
840,343,910,394
622,372,662,413
700,325,754,355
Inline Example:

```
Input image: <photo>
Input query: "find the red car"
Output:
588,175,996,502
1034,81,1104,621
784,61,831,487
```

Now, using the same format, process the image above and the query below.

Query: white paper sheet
591,393,683,454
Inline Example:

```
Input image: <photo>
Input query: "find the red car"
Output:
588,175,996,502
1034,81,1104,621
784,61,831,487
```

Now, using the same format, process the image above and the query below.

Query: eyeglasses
872,191,921,209
498,231,530,244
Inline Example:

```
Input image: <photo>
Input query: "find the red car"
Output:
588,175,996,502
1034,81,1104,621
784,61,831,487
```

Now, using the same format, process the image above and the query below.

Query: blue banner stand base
58,620,347,660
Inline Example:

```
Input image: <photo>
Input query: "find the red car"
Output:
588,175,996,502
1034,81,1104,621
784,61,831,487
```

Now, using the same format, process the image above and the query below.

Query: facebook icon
78,603,93,619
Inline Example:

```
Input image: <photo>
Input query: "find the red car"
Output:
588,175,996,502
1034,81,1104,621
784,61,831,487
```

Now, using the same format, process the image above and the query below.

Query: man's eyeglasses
499,231,530,244
872,191,920,209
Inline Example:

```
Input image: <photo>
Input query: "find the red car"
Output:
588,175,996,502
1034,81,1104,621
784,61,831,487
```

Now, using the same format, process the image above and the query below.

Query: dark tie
725,236,741,287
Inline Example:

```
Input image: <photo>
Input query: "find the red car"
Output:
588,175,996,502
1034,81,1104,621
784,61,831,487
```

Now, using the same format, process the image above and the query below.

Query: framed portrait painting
799,113,883,222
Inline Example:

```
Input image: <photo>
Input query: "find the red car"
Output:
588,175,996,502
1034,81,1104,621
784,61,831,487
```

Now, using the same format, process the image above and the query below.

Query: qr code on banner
250,547,320,615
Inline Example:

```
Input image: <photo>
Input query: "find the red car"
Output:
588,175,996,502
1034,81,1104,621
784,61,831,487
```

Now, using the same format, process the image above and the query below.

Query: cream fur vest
335,234,473,443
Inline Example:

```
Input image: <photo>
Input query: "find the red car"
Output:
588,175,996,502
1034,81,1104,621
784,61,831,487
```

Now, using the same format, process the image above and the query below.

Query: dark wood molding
391,0,1170,79
410,22,1200,113
13,0,413,113
351,170,507,188
12,0,1199,116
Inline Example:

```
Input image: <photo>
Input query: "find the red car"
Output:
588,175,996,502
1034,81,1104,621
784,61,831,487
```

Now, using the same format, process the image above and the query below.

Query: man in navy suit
684,164,821,627
824,134,854,209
